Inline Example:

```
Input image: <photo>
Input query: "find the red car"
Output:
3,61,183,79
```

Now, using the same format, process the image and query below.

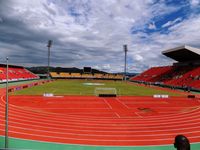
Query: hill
26,66,107,74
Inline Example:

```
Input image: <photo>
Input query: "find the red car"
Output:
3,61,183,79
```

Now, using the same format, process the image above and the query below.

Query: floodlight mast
123,45,128,81
5,57,9,148
47,40,52,79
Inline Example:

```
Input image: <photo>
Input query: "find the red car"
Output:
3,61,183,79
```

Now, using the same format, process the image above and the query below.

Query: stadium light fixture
47,40,53,79
123,45,128,81
5,57,9,148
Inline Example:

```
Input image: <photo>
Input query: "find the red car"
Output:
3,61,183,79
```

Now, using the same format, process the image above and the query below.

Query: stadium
0,45,200,150
1,1,200,150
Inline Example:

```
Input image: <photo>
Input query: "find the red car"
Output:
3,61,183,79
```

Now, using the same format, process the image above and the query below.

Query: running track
1,89,200,146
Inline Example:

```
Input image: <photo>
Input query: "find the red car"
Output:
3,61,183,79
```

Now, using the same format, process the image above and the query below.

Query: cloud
148,22,156,29
0,0,199,73
162,17,182,28
190,0,200,7
153,14,200,46
102,64,111,70
0,0,151,69
133,54,144,62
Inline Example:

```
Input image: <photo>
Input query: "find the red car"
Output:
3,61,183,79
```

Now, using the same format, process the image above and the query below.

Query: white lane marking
115,97,130,109
135,112,143,118
2,94,200,121
102,98,113,109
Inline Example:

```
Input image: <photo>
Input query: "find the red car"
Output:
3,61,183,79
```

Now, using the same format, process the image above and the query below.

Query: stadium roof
162,45,200,62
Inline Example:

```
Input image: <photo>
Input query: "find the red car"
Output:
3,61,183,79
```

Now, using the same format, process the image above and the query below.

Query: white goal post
94,87,117,96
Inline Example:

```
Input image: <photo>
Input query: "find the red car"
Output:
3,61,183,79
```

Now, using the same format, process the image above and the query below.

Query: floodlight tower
47,40,53,79
123,45,128,81
5,57,9,148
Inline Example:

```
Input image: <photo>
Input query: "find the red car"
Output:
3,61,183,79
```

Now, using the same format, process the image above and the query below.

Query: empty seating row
50,72,123,80
131,66,173,82
130,65,200,89
0,66,39,82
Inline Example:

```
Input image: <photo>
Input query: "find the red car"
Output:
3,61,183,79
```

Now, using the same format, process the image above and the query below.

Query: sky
0,0,200,73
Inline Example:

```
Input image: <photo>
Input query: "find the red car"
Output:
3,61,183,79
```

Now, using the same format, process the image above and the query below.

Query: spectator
174,135,190,150
187,86,191,93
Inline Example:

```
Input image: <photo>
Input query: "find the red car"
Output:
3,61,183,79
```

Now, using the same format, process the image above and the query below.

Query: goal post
94,87,117,97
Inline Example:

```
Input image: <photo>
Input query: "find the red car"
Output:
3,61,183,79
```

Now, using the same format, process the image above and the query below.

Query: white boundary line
102,98,113,109
1,95,199,122
2,95,200,121
135,112,143,118
1,89,200,146
102,98,121,118
115,97,130,109
1,99,200,122
114,112,121,118
2,124,200,138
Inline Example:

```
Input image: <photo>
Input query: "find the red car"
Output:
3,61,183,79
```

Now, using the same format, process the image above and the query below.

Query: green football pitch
12,79,180,96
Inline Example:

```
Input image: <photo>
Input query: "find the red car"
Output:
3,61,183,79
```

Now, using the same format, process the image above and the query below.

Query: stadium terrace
131,45,200,92
1,45,200,150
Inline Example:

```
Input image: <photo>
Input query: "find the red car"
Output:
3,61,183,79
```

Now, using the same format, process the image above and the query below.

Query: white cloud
93,64,112,72
148,22,156,29
155,15,200,45
162,17,182,28
190,0,200,7
134,54,144,62
102,64,111,70
0,0,199,73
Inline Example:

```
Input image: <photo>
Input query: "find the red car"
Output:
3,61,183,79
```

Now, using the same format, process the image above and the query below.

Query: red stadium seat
130,65,200,90
0,66,39,82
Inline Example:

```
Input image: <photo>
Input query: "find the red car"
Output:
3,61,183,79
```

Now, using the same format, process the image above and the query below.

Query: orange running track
1,89,200,146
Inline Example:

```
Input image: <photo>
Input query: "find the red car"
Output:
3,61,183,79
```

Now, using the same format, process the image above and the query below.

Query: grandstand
0,64,39,83
50,72,123,80
1,47,200,150
130,45,200,91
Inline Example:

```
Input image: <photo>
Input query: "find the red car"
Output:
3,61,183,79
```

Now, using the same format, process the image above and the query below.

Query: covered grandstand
130,45,200,91
162,45,200,62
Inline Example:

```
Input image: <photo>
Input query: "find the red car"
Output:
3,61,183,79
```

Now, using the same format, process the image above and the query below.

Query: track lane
1,88,200,146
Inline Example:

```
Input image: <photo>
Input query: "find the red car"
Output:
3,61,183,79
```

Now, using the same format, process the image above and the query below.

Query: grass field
13,79,180,96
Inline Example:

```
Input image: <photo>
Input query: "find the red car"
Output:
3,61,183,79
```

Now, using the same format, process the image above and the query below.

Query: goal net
94,87,117,97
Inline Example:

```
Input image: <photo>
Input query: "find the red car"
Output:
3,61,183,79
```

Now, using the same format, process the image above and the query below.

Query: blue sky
0,0,200,73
